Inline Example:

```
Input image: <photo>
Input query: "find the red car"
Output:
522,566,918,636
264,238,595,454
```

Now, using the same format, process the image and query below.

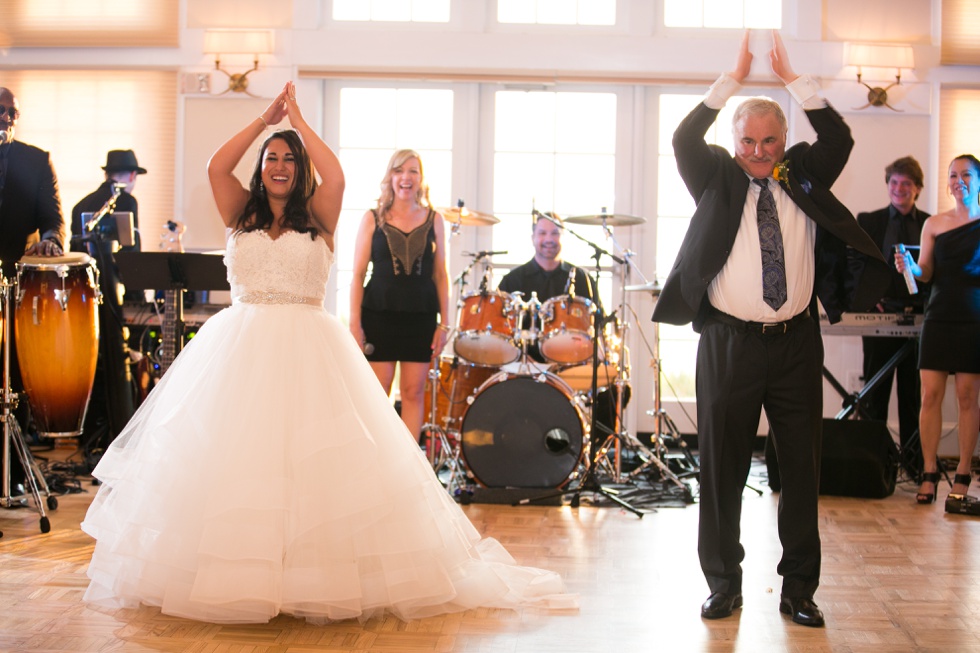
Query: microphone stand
515,235,643,517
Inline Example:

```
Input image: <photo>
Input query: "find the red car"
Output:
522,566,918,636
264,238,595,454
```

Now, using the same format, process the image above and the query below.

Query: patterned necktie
754,178,787,310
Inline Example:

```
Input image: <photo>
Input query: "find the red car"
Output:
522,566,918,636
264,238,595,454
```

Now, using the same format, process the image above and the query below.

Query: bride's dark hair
236,130,318,238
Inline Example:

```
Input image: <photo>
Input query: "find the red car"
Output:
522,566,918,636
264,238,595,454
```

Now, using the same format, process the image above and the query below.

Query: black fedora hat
102,149,147,174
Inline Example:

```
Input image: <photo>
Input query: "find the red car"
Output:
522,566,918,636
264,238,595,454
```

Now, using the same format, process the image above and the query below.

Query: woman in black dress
897,154,980,504
350,150,450,442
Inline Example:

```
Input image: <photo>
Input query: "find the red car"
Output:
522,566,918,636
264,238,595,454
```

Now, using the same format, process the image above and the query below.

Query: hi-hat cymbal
624,281,662,296
566,213,645,226
438,206,500,226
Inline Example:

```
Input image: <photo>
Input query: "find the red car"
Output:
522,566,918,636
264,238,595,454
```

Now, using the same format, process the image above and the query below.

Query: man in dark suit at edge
651,32,889,627
0,86,67,494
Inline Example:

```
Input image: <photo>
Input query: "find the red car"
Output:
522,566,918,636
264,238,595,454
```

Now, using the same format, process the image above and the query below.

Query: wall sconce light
203,29,274,96
844,42,915,111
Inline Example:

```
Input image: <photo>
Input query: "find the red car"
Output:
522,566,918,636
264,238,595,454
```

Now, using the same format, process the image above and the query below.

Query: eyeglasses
0,104,19,120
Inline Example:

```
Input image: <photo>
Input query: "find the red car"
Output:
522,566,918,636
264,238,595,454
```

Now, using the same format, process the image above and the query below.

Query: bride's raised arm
282,82,345,236
207,83,290,228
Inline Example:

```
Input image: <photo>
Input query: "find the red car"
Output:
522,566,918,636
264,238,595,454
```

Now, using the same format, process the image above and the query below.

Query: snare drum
15,254,100,437
539,294,595,365
454,291,520,366
461,372,585,488
424,357,497,433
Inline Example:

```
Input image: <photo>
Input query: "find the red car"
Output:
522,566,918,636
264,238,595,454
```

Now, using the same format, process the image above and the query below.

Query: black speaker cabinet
766,419,899,499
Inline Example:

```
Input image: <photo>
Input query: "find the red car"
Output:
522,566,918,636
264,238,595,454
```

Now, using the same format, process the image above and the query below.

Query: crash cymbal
565,213,645,226
624,281,662,296
438,206,500,226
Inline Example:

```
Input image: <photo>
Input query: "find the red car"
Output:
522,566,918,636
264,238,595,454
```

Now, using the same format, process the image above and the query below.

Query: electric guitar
159,220,186,375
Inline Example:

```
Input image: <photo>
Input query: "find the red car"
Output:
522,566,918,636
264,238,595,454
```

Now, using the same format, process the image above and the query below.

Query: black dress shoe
701,592,742,619
779,595,825,627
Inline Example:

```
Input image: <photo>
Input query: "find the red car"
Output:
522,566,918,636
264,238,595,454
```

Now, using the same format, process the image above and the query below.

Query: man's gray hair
732,97,787,134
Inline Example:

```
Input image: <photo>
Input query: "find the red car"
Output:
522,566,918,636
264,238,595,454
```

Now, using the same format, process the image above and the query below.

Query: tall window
490,90,617,301
335,87,454,325
939,88,980,212
498,0,615,25
5,70,177,252
333,0,450,22
664,0,781,29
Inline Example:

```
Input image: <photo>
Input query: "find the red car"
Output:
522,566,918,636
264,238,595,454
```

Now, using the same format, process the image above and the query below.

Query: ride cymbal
438,206,500,226
565,213,645,226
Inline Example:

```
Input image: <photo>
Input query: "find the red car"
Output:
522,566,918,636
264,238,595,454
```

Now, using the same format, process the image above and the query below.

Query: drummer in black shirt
497,211,600,363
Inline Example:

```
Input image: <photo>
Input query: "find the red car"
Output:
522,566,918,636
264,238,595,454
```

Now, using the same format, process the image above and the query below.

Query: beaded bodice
225,230,332,304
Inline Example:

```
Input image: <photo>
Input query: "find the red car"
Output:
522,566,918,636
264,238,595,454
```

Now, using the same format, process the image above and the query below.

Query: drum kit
422,206,696,511
1,253,102,533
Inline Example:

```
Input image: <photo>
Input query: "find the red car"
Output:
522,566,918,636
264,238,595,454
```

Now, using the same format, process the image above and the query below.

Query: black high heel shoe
950,473,973,497
916,471,940,504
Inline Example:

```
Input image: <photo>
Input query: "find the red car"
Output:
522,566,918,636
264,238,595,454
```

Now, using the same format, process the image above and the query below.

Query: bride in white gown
81,82,575,624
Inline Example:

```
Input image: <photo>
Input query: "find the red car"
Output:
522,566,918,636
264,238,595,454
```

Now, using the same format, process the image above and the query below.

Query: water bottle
894,244,918,295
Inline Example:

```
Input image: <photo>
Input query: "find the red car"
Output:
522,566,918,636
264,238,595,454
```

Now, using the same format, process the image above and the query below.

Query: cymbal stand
515,232,643,517
0,276,55,533
420,355,467,496
594,222,690,494
631,318,697,480
422,250,482,496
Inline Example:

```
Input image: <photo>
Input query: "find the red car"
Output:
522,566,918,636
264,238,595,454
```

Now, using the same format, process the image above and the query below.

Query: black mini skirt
361,307,438,362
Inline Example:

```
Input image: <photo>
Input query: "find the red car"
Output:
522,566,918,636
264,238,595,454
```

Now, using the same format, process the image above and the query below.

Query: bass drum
461,373,584,488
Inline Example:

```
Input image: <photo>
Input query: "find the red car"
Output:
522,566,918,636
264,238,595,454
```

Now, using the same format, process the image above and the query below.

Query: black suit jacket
652,101,889,331
851,205,929,310
0,140,65,277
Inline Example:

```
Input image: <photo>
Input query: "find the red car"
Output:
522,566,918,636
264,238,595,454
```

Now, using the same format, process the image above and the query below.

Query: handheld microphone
0,131,7,145
363,343,375,355
894,244,918,295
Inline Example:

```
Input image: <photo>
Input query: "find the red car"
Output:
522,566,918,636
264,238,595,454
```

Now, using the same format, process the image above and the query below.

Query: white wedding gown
81,230,574,624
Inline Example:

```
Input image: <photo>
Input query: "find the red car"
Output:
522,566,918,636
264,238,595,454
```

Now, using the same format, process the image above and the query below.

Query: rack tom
454,290,520,366
15,253,100,437
539,294,595,365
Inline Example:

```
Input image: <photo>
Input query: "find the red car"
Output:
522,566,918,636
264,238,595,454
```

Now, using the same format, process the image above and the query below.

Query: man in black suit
0,86,66,493
652,32,889,627
0,87,65,277
853,156,929,477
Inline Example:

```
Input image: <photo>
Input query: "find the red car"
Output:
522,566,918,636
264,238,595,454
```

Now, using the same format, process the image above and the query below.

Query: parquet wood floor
2,463,980,653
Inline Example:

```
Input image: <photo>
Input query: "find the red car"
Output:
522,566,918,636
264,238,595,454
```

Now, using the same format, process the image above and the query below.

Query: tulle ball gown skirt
81,301,574,623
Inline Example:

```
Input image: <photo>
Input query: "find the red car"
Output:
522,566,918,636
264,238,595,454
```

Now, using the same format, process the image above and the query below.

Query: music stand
114,252,230,358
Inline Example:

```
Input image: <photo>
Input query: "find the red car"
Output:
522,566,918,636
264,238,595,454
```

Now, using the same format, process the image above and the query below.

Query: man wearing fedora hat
70,149,147,458
71,149,147,252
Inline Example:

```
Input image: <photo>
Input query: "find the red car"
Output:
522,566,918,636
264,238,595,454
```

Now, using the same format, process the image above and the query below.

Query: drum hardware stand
0,277,56,533
631,310,699,490
421,354,468,496
591,225,692,497
514,225,644,517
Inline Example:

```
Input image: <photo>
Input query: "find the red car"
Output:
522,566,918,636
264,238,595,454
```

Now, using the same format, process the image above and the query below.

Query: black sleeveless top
361,208,439,313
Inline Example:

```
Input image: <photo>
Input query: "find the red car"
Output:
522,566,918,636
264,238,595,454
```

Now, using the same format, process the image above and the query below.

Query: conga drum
15,253,100,438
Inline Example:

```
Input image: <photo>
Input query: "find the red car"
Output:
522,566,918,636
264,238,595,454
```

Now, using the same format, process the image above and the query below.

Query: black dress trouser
696,313,823,599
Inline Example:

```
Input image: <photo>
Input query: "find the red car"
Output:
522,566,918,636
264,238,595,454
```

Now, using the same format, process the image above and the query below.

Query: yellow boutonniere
772,161,790,184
